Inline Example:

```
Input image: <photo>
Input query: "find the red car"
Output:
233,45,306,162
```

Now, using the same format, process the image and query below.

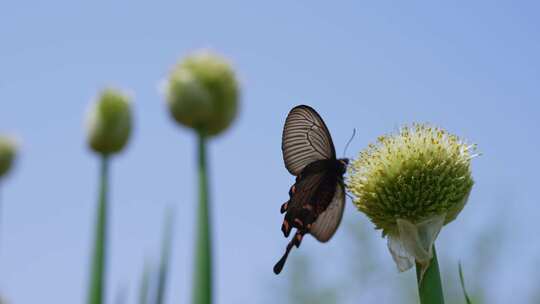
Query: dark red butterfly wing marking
274,105,347,274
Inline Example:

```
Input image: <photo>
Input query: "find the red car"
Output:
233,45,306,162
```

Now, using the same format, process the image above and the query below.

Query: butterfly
273,105,349,274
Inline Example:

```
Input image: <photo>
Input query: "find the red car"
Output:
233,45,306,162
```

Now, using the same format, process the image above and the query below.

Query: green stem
416,245,445,304
192,133,212,304
156,209,174,304
87,155,109,304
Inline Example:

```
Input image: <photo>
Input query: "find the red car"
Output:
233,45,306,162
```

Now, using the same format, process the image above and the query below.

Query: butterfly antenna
342,128,356,158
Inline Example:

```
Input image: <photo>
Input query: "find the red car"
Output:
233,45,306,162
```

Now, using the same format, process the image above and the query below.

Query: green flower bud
0,135,18,180
87,88,133,155
347,124,478,272
166,51,240,136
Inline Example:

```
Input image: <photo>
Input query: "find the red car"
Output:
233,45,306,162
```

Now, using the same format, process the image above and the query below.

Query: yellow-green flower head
0,135,18,179
348,124,478,272
87,88,133,155
166,50,239,136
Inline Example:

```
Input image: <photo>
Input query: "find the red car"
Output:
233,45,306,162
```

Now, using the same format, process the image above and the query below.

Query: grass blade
416,245,445,304
192,133,212,304
139,260,151,304
458,262,472,304
155,209,174,304
87,155,109,304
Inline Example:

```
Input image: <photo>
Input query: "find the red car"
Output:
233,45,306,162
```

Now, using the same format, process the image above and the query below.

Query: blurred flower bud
87,88,133,155
0,135,17,180
166,51,239,136
348,124,478,272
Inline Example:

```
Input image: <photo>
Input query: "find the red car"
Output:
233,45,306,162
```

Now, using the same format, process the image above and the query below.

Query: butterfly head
338,158,349,175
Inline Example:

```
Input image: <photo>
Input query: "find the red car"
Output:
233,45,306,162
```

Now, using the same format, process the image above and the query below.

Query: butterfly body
274,105,348,274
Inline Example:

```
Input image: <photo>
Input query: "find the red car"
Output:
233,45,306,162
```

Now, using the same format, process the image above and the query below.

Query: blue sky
1,1,539,303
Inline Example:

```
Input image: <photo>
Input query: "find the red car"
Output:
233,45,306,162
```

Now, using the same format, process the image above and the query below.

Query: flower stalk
165,50,239,304
87,155,109,304
192,133,212,304
416,245,444,304
85,88,132,304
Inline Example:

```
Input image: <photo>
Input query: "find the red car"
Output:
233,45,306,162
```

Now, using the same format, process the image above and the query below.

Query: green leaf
87,156,110,304
458,262,472,304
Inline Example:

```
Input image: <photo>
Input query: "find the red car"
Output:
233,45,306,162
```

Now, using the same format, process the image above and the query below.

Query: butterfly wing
281,169,326,237
275,169,328,274
310,182,345,242
282,105,336,176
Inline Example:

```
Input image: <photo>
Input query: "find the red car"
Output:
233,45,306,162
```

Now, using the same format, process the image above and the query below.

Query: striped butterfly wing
310,182,345,242
282,105,336,176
